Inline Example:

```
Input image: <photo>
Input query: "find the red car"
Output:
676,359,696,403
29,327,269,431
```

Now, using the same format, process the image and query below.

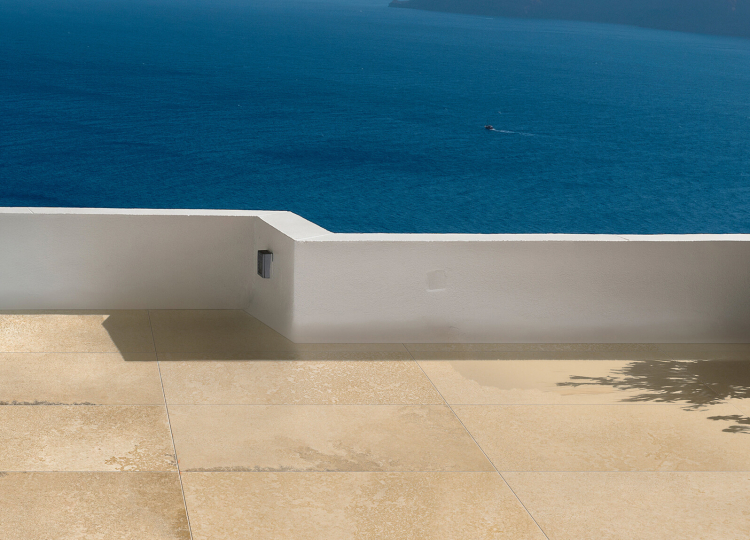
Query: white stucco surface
0,209,257,309
2,207,749,342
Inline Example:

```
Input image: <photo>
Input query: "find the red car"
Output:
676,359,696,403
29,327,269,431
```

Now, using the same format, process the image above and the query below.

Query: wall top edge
1,207,268,217
304,233,750,242
0,207,333,240
2,208,750,241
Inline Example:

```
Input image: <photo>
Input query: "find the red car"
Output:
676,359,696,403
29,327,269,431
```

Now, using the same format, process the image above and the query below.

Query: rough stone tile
504,472,750,540
0,353,162,405
0,311,154,353
692,360,750,416
660,343,750,360
282,343,412,359
159,350,412,360
418,359,719,405
150,310,409,358
0,406,176,471
182,472,546,540
169,405,492,472
149,310,293,355
405,343,672,360
453,404,750,471
0,472,189,540
160,359,442,405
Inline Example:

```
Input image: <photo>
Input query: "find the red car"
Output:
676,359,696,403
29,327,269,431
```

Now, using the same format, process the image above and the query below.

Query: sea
2,0,749,233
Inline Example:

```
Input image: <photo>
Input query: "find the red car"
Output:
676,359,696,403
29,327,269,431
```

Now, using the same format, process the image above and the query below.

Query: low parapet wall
2,207,749,343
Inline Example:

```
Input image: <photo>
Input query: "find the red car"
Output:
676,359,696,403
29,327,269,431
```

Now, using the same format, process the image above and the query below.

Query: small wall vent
257,250,273,278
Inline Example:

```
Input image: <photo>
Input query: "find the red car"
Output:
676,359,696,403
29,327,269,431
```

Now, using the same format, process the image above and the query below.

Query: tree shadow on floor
557,359,750,433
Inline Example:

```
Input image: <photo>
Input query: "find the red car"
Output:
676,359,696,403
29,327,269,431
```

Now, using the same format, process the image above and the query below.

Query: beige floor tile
169,405,492,472
150,310,409,358
692,360,750,416
0,353,163,405
453,404,750,471
419,359,719,405
0,406,176,471
504,472,750,540
282,343,412,359
159,350,412,360
0,472,189,540
182,472,546,540
160,359,442,405
660,343,750,360
406,343,672,360
149,310,293,354
0,311,154,353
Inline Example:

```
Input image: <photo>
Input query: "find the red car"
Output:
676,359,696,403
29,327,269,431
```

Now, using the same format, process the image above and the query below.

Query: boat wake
490,128,536,136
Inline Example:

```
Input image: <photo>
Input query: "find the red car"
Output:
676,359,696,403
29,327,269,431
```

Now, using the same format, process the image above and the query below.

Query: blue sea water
1,0,749,233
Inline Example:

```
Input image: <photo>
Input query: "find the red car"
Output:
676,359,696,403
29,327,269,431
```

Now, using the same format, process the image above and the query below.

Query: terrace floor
1,310,749,540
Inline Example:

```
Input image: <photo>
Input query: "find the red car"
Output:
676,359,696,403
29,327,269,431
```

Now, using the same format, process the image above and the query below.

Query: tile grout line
150,311,194,540
2,470,748,474
404,344,552,540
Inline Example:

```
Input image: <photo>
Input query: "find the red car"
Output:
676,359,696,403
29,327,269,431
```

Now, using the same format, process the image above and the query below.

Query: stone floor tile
0,311,154,353
0,472,189,540
150,310,410,358
418,359,719,405
504,472,750,540
691,360,750,416
169,405,492,472
160,359,442,405
405,343,672,360
660,343,750,360
182,472,546,540
453,404,750,471
0,406,176,471
0,353,163,405
281,342,412,359
149,310,293,355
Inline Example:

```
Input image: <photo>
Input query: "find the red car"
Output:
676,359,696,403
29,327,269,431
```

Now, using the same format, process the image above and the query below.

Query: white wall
289,234,750,343
244,211,330,338
2,208,750,342
0,208,257,309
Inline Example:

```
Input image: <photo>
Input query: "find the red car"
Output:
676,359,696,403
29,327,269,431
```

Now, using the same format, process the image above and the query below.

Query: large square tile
149,310,292,354
0,472,189,540
453,404,750,471
690,360,750,416
405,343,672,361
419,359,720,405
182,472,546,540
660,343,750,360
0,406,176,471
504,472,750,540
169,405,492,472
0,311,154,353
0,353,163,405
160,359,442,404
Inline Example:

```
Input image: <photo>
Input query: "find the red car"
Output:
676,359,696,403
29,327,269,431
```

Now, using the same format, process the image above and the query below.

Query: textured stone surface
169,405,492,472
504,472,750,540
182,472,546,540
418,359,719,405
149,310,292,354
0,353,162,405
0,472,190,540
405,343,673,360
0,406,176,471
0,311,154,353
454,403,750,471
160,359,441,404
2,309,748,539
